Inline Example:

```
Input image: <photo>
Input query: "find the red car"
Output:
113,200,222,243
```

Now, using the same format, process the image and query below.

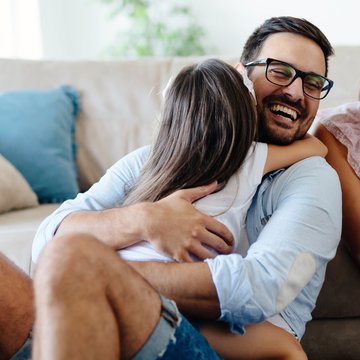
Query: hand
141,182,234,262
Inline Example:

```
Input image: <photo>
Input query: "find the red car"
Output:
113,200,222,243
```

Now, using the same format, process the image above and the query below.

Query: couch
0,47,359,359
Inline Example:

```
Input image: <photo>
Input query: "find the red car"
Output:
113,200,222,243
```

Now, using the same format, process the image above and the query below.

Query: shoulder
284,156,338,179
273,156,341,204
250,156,342,242
242,142,268,174
110,145,151,177
235,142,268,190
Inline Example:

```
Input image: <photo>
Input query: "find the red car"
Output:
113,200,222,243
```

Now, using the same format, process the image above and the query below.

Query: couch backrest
0,48,358,190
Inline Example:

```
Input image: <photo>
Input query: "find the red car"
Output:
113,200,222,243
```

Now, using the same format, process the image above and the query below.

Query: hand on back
142,182,234,262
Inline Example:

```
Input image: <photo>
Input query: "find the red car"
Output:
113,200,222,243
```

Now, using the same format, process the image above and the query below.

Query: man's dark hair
240,16,334,76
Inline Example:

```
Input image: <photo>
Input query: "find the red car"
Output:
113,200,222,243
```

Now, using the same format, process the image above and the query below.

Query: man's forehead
257,32,326,75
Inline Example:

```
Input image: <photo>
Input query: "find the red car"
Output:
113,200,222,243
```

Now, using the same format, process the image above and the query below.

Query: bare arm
314,124,360,266
128,260,220,319
132,157,341,335
264,134,328,174
55,182,233,261
55,203,147,250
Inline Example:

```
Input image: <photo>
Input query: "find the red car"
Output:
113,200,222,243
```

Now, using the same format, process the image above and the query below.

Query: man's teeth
270,104,297,121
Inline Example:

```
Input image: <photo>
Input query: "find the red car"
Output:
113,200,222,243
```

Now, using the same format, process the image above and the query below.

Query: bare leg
33,233,162,360
0,253,33,360
201,320,307,360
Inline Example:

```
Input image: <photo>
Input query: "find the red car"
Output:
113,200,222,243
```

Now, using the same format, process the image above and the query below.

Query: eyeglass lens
266,61,330,99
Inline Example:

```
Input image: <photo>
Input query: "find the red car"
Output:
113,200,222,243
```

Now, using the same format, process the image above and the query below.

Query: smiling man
242,32,333,145
23,16,342,360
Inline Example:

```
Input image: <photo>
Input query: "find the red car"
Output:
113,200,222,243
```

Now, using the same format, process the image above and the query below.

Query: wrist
127,201,154,242
134,201,161,242
100,202,150,249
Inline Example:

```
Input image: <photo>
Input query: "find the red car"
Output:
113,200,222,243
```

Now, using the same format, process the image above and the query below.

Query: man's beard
256,95,309,145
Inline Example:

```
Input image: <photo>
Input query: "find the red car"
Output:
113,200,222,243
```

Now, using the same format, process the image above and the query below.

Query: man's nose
283,76,304,102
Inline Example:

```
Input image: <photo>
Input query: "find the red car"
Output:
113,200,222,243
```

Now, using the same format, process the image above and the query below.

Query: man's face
248,32,326,145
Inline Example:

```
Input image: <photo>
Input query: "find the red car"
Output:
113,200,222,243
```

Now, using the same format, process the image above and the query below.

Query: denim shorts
133,295,223,360
11,338,32,360
11,297,222,360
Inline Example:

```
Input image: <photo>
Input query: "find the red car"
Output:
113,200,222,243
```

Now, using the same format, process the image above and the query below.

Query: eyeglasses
245,58,334,100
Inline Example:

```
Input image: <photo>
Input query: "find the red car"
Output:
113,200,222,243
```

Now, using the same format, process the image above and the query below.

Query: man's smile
269,104,299,121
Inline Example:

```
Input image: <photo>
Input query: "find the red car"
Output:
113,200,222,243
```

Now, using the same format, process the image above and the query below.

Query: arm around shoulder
264,135,328,174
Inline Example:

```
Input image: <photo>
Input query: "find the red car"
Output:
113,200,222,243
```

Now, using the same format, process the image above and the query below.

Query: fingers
200,235,233,256
194,227,233,258
174,235,232,263
189,243,217,261
178,181,218,203
172,223,234,262
171,242,217,263
172,250,194,263
203,216,234,247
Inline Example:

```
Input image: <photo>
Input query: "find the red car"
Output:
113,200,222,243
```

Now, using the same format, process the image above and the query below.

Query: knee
34,233,107,298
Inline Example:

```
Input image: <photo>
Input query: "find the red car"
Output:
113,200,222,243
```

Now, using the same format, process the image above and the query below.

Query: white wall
0,0,42,58
37,0,120,59
191,0,359,56
34,0,360,59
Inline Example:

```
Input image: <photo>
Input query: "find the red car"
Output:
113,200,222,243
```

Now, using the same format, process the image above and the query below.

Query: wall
37,0,359,59
191,0,359,56
0,0,42,58
38,0,119,60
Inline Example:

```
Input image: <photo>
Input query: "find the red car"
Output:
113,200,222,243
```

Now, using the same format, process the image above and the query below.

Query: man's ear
234,62,246,73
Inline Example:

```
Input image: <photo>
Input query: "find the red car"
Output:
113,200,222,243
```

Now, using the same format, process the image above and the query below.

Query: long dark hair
241,16,334,76
123,58,257,205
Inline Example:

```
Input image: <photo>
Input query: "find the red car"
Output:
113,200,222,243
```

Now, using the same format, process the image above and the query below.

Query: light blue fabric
206,157,342,338
0,86,80,203
32,146,342,339
10,338,31,360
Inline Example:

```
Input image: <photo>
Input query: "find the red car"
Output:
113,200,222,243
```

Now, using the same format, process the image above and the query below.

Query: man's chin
258,123,298,145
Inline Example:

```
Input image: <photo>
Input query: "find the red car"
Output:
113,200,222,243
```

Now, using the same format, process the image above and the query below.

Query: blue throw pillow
0,86,80,203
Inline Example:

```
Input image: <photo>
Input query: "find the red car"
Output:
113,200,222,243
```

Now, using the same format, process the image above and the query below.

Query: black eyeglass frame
245,58,334,100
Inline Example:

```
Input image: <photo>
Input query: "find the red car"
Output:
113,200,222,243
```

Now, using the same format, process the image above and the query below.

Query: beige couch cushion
0,204,59,274
0,154,38,214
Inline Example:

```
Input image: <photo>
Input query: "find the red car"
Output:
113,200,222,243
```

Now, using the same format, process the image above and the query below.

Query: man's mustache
261,95,307,119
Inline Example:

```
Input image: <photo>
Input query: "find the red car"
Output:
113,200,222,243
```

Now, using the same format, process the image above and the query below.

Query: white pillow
0,154,39,214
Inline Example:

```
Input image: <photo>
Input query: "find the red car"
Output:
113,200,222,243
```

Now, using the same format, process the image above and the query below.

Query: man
11,16,341,359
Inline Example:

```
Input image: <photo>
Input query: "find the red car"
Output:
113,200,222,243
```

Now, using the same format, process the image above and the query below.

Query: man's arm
130,157,342,339
55,184,233,259
32,146,233,263
129,261,220,319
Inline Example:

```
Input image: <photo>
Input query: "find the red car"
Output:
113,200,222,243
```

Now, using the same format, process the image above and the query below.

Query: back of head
124,58,257,204
241,16,334,76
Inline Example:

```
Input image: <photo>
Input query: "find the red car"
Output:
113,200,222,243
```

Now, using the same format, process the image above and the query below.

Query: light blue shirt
32,145,342,339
